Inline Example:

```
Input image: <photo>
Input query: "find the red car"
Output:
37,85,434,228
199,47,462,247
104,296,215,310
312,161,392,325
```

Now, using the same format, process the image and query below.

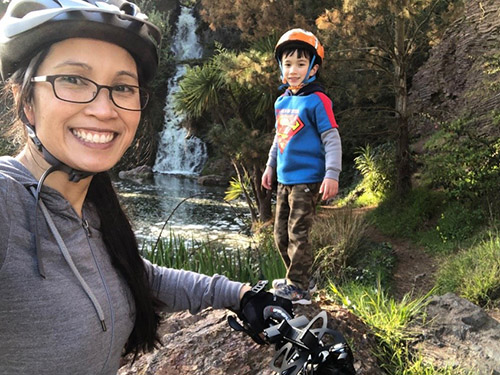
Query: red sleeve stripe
314,92,338,128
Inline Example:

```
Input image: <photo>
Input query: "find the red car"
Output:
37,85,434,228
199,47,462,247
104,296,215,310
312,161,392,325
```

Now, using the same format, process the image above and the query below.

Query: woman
0,1,291,374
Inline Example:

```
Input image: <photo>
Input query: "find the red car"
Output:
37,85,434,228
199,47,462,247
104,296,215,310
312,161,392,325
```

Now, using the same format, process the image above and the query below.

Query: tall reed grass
311,208,369,284
140,231,285,284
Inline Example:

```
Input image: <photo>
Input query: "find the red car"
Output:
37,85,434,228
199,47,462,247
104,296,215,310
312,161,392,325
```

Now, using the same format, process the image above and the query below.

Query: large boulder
414,293,500,374
119,300,384,375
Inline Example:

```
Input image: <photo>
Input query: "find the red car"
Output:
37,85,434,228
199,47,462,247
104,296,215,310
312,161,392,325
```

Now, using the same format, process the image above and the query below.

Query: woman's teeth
72,129,115,144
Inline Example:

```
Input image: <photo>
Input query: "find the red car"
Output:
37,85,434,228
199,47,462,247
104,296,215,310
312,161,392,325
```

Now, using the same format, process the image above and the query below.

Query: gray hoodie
0,156,243,375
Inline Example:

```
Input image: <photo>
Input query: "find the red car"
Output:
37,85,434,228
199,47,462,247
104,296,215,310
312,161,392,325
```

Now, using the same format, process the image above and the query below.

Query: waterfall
153,6,207,176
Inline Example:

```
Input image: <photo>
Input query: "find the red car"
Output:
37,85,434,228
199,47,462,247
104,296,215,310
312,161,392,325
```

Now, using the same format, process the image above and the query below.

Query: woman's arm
143,259,245,314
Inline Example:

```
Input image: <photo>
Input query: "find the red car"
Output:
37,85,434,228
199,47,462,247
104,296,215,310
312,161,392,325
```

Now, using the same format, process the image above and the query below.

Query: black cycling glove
229,280,293,344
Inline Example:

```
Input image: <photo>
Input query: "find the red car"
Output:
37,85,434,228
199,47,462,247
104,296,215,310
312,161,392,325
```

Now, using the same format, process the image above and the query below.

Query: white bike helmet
0,0,162,82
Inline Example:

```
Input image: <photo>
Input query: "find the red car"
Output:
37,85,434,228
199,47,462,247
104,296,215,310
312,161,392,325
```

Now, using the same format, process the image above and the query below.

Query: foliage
340,143,396,206
311,208,369,284
369,188,446,238
224,176,251,202
316,0,463,195
198,0,325,43
252,225,287,282
343,241,396,288
329,281,469,374
141,231,285,284
435,201,484,245
174,42,277,223
435,235,500,307
422,115,500,209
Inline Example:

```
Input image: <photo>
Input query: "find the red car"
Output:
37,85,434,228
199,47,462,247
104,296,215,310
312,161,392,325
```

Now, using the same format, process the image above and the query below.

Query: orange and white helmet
274,28,324,90
275,28,324,66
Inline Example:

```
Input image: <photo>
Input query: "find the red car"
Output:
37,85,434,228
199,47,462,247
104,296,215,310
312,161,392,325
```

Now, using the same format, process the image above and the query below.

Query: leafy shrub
423,116,500,208
354,143,395,194
343,241,395,288
340,143,396,207
435,201,484,244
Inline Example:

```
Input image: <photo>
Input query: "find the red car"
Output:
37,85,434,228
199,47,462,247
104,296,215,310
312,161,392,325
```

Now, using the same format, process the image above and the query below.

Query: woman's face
24,38,142,173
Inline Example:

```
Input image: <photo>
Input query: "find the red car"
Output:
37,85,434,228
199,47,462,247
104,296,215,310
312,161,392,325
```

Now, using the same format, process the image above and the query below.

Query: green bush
423,115,500,208
435,201,484,245
339,143,395,207
343,241,395,288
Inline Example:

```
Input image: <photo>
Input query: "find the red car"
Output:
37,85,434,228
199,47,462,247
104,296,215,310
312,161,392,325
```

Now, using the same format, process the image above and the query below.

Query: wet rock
118,165,153,182
197,174,228,187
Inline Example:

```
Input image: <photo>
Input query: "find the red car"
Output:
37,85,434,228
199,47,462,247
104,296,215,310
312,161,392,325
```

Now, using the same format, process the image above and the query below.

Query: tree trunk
394,2,412,197
252,166,273,223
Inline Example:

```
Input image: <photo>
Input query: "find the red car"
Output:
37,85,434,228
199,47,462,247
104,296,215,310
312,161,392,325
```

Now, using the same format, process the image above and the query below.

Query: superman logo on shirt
276,113,305,153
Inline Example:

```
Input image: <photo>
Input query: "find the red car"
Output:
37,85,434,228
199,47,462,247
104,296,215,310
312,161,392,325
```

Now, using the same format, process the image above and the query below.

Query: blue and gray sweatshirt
0,156,243,375
266,83,342,184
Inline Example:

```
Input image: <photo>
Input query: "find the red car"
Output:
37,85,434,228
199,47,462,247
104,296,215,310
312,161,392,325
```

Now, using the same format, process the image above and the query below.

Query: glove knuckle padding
239,290,293,333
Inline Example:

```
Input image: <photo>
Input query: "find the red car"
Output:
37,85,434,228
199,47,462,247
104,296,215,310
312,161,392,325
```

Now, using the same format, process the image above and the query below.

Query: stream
115,174,253,249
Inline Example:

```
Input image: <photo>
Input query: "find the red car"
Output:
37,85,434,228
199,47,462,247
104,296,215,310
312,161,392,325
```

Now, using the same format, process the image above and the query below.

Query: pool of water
114,174,253,248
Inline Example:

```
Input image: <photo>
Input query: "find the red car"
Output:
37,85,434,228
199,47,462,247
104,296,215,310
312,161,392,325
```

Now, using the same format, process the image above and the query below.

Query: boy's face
281,50,319,90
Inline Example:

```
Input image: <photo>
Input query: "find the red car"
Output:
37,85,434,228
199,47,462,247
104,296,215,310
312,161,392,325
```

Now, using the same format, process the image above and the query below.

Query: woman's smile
71,128,117,145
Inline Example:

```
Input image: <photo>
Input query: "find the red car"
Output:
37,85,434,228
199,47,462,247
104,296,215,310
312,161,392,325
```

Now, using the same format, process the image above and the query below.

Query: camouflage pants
274,182,321,290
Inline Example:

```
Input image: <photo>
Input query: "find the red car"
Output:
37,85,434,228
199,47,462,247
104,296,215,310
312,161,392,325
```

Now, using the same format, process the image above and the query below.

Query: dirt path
365,227,438,300
365,221,500,322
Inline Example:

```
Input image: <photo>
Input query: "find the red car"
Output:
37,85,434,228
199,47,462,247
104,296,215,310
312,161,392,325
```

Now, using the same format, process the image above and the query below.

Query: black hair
280,45,314,62
279,45,321,80
87,173,162,356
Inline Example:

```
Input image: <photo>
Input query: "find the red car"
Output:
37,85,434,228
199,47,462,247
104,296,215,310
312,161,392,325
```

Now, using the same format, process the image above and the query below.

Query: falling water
153,7,207,175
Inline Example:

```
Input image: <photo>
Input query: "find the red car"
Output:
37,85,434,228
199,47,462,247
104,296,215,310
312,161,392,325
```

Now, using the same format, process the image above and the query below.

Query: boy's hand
320,178,338,201
261,166,274,190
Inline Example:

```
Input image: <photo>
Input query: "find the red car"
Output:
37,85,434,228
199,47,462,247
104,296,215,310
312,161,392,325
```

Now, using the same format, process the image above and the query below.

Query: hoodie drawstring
30,185,107,332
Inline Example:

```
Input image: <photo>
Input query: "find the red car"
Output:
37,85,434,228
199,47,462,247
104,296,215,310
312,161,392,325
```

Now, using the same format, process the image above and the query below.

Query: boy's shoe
272,278,317,294
273,283,312,305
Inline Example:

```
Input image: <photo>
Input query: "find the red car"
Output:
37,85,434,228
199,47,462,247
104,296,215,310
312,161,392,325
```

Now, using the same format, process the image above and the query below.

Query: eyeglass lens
53,76,146,110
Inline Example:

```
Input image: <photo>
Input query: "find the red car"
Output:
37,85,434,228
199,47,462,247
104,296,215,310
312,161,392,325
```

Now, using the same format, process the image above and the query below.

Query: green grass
368,188,446,239
328,281,471,374
311,208,369,284
435,235,500,306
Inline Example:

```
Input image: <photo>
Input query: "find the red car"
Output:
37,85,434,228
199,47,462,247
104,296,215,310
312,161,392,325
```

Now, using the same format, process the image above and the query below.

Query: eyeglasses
31,75,149,111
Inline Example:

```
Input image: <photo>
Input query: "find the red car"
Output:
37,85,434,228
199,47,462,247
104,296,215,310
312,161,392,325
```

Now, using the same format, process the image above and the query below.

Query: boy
262,29,342,304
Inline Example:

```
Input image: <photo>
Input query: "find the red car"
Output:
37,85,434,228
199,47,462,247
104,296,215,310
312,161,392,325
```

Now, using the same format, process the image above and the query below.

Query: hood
0,155,38,187
283,82,326,97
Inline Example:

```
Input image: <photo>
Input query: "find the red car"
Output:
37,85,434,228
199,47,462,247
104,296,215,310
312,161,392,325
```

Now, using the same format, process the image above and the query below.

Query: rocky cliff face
409,0,500,137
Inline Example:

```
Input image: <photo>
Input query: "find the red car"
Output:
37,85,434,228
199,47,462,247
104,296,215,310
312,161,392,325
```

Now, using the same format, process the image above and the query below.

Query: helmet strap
25,124,95,183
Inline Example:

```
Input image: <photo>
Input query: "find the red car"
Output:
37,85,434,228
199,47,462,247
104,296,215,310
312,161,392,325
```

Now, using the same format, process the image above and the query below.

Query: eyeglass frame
30,74,150,111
